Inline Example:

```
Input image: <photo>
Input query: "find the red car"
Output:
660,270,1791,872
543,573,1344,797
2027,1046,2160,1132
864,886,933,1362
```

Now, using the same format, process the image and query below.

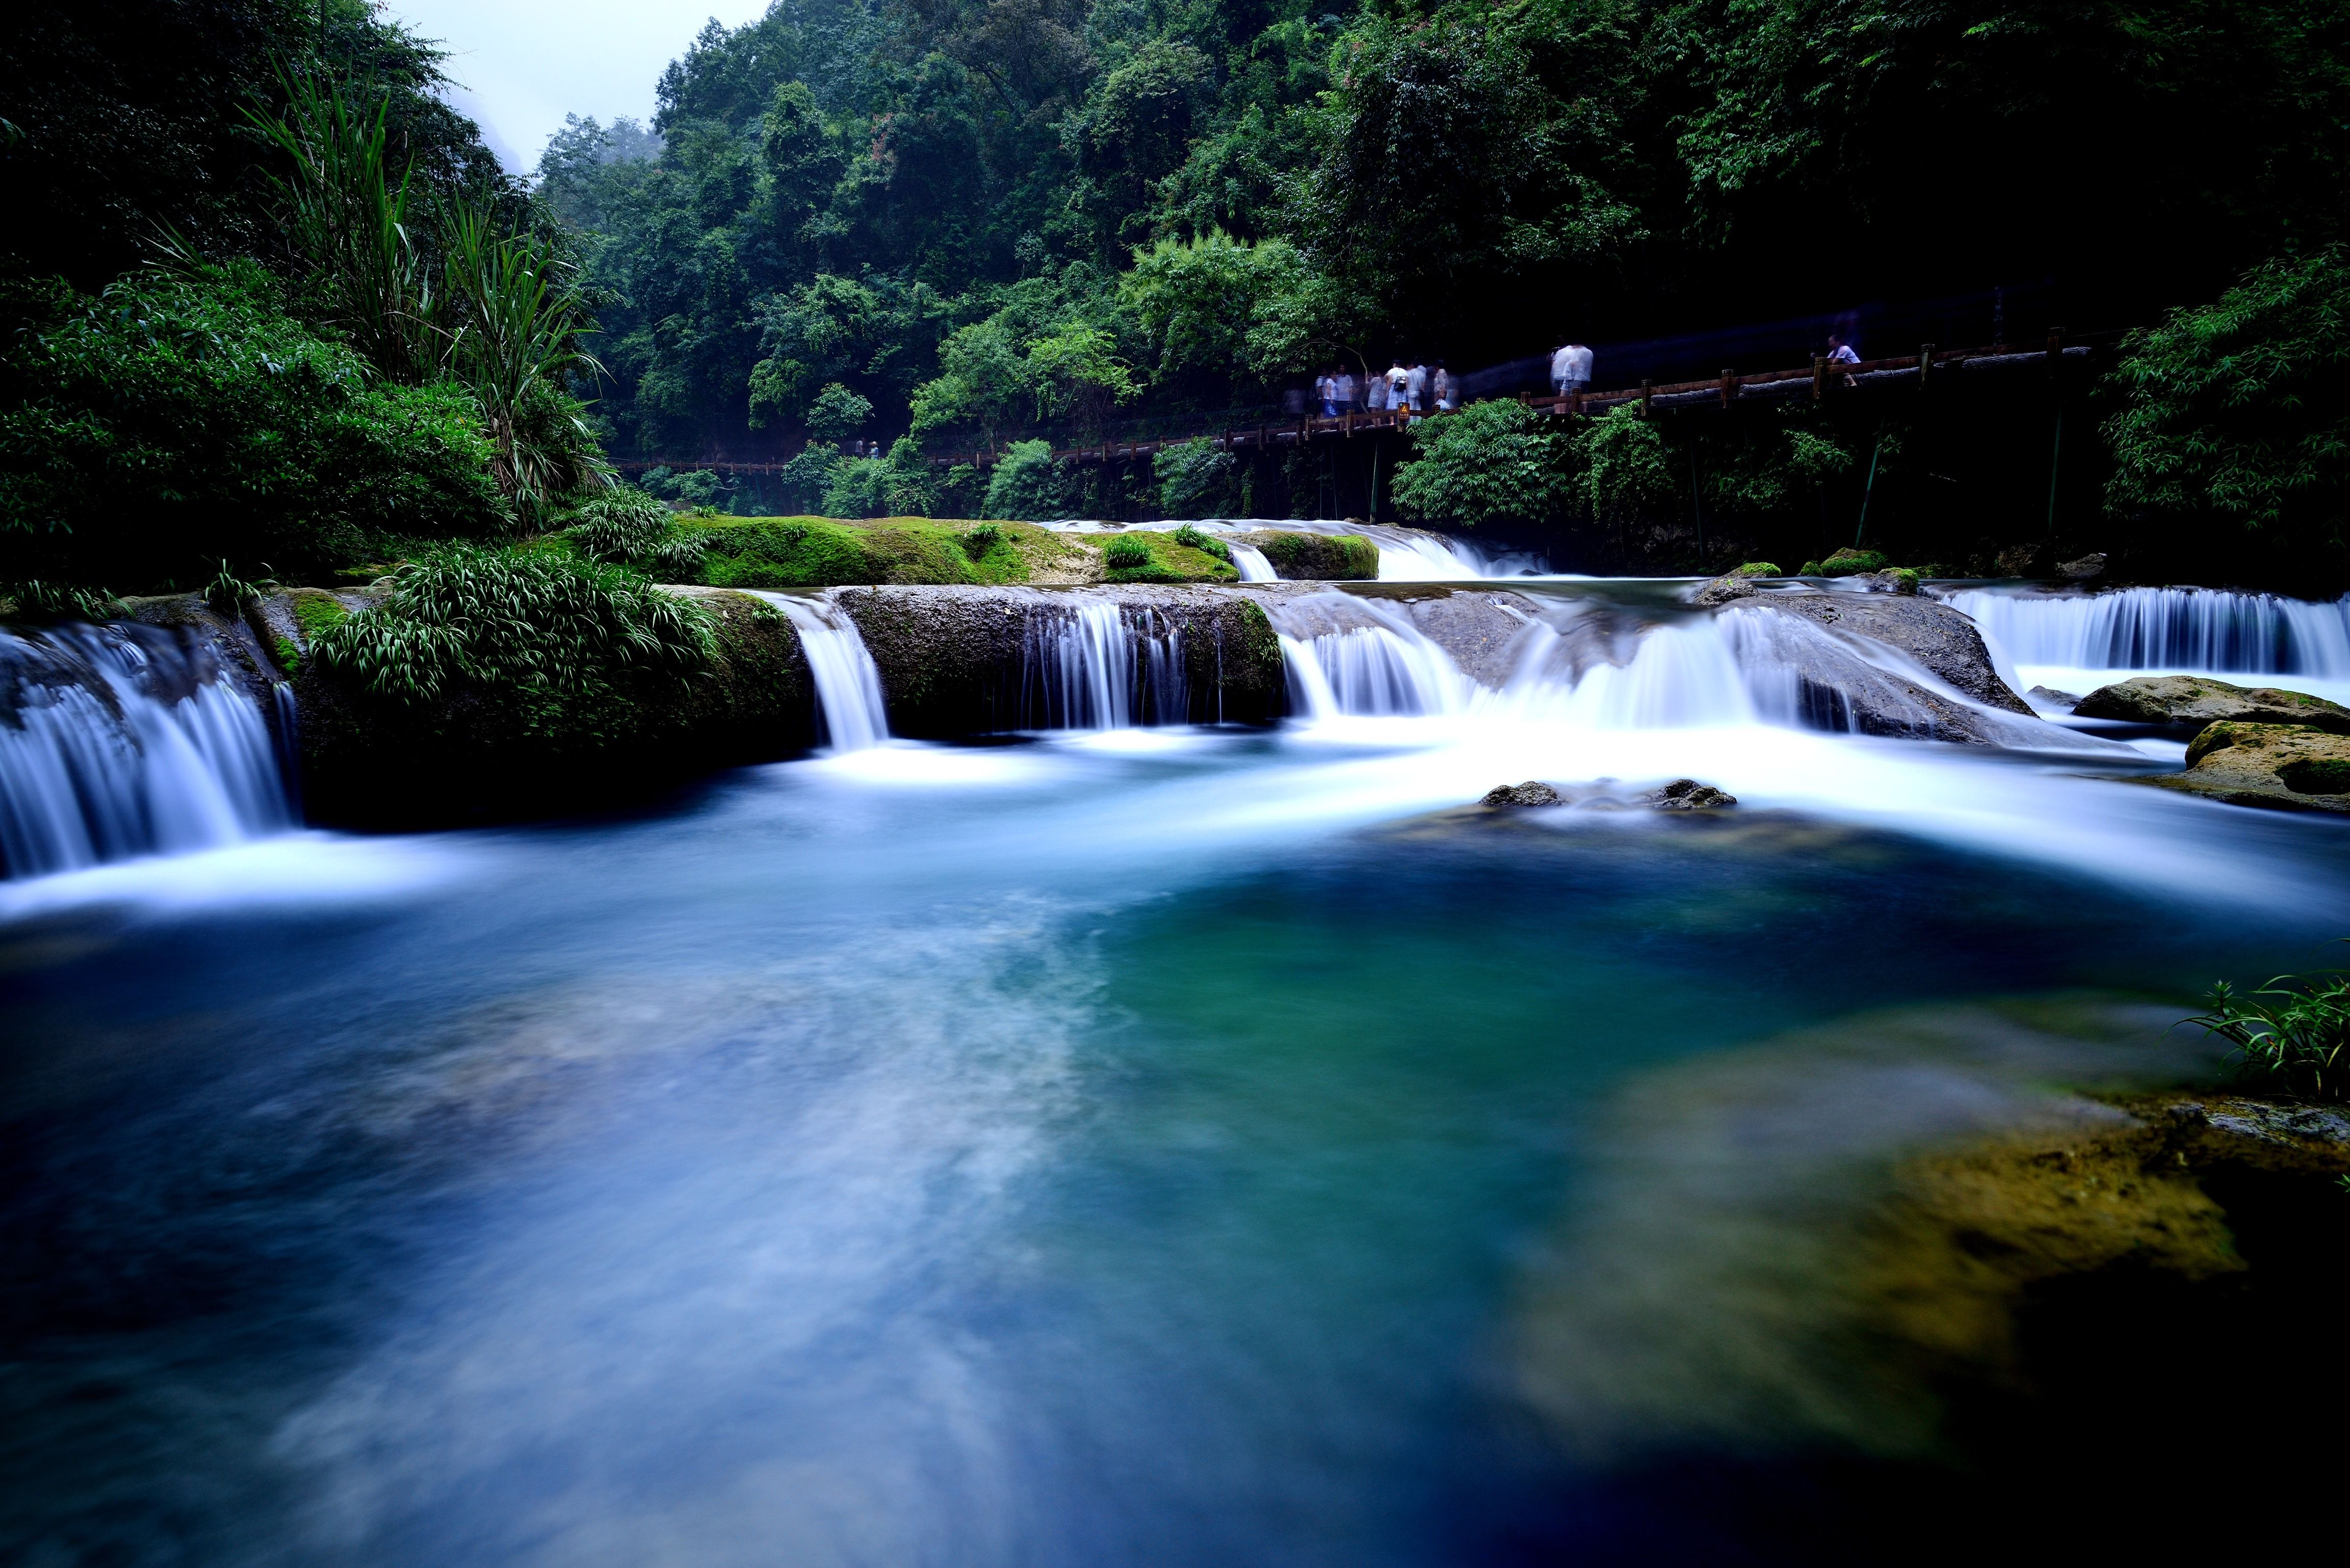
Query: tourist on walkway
1827,332,1860,365
1335,366,1357,413
1559,341,1593,395
1433,361,1456,411
1406,359,1428,414
1385,360,1411,414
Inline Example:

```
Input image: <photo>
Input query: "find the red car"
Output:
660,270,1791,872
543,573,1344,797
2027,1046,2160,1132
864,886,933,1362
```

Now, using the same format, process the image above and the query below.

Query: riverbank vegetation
6,1,2350,596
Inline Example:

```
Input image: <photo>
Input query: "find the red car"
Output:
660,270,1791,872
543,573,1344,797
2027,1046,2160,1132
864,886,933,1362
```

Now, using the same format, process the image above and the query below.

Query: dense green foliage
2189,955,2350,1102
0,262,507,586
1392,401,1579,528
0,1,610,593
311,547,710,714
540,0,2350,471
2104,249,2350,569
564,487,709,579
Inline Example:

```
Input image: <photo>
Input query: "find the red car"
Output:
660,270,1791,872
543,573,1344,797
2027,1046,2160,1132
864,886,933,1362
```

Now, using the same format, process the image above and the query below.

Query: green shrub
564,487,707,579
0,262,507,589
1576,405,1675,528
311,546,709,720
963,522,1006,558
1157,438,1240,519
806,382,873,443
982,439,1082,521
2105,249,2350,570
1103,533,1152,569
2187,954,2350,1101
1392,399,1579,527
1171,523,1231,561
823,438,934,519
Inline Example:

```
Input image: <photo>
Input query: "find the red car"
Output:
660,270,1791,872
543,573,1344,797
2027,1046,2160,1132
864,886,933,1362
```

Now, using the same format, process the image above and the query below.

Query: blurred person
1406,359,1428,413
1335,365,1357,413
1561,341,1592,393
1433,361,1456,411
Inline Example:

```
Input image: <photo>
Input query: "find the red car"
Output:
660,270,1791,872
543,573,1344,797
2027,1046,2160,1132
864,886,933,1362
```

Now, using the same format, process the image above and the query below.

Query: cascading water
1229,542,1278,583
1266,595,1471,718
1369,527,1550,582
1488,619,1758,729
1022,599,1188,729
752,592,892,751
0,620,291,880
1937,586,2350,677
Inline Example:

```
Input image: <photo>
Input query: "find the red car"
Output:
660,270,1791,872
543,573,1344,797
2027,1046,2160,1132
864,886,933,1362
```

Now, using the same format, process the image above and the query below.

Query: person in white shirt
1562,342,1593,392
1335,368,1357,412
1386,361,1410,412
1432,361,1456,411
1826,332,1860,365
1405,360,1428,413
1550,341,1575,396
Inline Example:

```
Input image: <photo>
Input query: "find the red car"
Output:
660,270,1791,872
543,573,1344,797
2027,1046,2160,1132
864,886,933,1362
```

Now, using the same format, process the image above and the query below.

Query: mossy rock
688,515,1059,587
1730,561,1782,578
1243,530,1381,580
1817,548,1889,576
1098,530,1240,584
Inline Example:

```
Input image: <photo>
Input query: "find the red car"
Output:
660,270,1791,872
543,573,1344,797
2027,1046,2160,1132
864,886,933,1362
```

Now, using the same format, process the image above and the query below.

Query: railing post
1641,379,1653,416
1719,369,1735,409
1919,343,1935,386
1812,357,1826,401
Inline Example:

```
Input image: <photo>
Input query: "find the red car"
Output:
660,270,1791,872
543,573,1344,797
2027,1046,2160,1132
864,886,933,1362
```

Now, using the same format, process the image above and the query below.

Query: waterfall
1229,542,1278,582
1371,528,1550,581
1267,595,1472,718
752,593,891,751
0,620,291,880
1022,599,1187,729
1936,586,2350,676
1492,621,1758,729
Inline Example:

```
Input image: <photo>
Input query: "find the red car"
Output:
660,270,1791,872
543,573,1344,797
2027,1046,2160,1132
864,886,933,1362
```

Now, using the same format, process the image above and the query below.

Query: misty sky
385,2,772,174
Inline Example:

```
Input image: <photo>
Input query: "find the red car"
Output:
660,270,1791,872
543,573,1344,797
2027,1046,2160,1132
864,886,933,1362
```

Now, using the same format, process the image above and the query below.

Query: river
3,579,2346,1563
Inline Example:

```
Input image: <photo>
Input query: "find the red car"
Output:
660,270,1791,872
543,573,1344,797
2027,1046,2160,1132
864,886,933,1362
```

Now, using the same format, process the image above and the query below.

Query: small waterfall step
748,592,891,751
0,620,292,880
1938,586,2350,676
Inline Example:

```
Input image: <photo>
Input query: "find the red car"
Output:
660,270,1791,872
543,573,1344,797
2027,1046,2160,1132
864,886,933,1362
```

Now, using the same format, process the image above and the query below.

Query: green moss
1249,530,1380,581
273,635,300,671
1100,529,1241,583
687,514,1059,587
1730,561,1783,577
289,589,348,639
1818,547,1889,576
2279,757,2350,794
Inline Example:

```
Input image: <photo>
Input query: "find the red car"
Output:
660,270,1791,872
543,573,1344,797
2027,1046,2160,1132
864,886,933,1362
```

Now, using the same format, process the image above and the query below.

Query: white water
753,593,891,752
1229,542,1278,582
0,621,291,880
1937,585,2350,704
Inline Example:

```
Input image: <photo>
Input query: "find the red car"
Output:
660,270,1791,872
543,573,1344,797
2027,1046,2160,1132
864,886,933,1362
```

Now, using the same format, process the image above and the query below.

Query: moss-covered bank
287,585,815,827
1242,529,1381,581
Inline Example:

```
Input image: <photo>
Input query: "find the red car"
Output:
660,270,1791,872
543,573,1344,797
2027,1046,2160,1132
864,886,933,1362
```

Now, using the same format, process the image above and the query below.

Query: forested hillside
547,0,2350,462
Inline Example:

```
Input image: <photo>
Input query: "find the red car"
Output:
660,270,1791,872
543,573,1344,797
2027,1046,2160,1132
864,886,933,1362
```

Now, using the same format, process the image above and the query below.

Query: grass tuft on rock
2188,952,2350,1101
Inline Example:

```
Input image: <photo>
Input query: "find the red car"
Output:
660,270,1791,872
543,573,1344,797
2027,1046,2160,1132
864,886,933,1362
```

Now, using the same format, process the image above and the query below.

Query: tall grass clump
2187,953,2350,1101
565,488,706,580
312,547,709,710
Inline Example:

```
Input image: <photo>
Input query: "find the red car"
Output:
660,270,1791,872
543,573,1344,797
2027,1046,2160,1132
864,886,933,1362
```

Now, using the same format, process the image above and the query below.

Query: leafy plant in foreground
311,547,709,708
2186,953,2350,1101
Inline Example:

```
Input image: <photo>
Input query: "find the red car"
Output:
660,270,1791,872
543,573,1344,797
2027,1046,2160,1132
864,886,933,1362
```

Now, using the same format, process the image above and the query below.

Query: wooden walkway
612,335,2089,478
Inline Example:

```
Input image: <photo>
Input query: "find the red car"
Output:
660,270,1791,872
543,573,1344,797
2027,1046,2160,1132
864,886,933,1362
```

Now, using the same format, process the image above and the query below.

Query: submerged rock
1482,780,1562,808
2056,551,2108,580
2147,721,2350,813
1690,574,1759,607
2074,674,2350,732
1646,779,1736,810
2027,685,2082,710
1760,593,2033,714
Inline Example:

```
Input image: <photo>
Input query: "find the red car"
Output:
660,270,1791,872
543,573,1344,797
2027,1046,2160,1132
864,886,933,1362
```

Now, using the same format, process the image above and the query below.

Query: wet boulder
1750,594,2034,714
2151,721,2350,813
1690,574,1760,607
2073,675,2350,733
1482,781,1562,808
1646,779,1737,810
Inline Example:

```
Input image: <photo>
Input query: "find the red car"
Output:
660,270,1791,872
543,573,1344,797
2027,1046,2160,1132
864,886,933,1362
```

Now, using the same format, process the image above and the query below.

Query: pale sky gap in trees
385,2,772,175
